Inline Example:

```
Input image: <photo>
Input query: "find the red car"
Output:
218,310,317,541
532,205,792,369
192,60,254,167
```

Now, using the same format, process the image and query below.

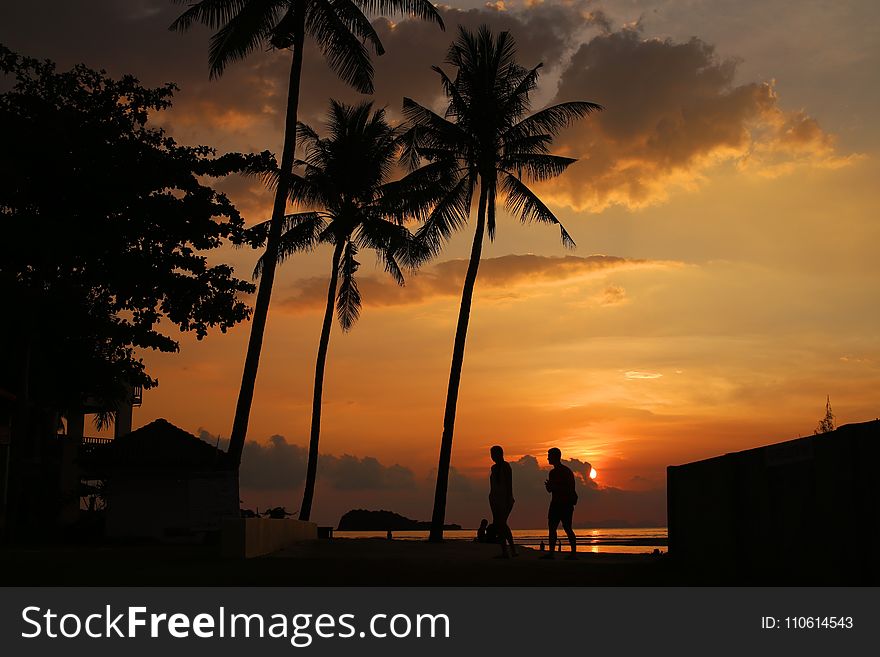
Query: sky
2,1,878,527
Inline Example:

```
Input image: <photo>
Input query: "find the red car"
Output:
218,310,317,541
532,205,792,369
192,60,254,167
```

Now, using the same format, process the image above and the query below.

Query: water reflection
334,527,668,554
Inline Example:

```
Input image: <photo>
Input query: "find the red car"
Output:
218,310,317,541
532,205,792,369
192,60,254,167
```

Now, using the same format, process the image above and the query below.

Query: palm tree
170,0,444,468
400,26,603,541
249,100,433,520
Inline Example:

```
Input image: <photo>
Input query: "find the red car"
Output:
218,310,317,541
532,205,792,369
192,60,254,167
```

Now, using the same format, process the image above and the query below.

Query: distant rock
337,509,461,531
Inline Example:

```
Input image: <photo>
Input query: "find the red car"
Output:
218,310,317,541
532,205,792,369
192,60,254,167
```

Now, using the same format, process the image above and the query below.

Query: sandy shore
0,538,675,586
268,538,672,585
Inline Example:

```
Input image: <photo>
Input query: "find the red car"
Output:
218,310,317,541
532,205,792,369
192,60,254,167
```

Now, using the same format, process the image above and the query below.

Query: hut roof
109,418,230,470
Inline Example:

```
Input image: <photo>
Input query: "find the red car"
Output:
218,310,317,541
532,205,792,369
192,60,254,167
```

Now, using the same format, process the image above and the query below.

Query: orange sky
4,0,878,526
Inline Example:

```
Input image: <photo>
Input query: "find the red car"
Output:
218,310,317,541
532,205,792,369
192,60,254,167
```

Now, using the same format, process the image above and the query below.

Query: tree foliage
0,45,269,412
250,100,430,329
170,0,444,86
814,395,835,435
401,25,603,253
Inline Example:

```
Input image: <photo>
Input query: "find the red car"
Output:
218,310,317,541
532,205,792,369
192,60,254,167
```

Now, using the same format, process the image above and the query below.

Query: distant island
338,509,462,531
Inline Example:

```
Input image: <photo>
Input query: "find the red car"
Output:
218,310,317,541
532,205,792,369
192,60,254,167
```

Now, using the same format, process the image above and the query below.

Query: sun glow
589,467,598,480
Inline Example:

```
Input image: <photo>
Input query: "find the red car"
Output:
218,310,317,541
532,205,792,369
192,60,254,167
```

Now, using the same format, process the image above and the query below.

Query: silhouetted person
476,518,489,542
489,445,517,557
542,447,578,559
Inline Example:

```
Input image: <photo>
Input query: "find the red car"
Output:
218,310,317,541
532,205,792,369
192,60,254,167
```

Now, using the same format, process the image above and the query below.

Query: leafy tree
814,395,835,435
0,45,263,416
171,0,445,468
400,26,602,540
250,101,430,520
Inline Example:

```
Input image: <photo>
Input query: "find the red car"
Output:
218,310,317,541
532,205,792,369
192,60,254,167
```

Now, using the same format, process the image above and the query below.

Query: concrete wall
221,518,318,559
668,420,880,583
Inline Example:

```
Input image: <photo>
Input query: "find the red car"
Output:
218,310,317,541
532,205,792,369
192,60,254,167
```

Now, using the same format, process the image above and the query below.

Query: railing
81,436,113,446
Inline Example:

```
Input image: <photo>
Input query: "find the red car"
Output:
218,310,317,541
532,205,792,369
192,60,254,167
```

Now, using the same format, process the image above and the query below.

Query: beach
1,537,675,586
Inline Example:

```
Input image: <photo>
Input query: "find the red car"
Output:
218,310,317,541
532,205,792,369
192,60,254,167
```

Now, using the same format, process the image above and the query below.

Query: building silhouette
668,420,880,583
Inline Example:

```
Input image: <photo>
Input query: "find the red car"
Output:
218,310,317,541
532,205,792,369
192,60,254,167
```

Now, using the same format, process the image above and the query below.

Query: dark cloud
201,430,415,491
276,253,659,312
199,428,664,525
544,25,850,210
505,453,665,527
2,1,847,217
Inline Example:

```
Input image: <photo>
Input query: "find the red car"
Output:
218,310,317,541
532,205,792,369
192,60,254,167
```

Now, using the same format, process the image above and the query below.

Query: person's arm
565,468,577,500
545,468,556,493
503,464,514,506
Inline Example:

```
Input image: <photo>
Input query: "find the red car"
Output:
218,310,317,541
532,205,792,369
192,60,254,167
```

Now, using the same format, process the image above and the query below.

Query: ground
0,538,677,586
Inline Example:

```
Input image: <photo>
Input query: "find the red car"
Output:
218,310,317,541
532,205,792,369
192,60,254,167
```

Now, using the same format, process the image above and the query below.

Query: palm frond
350,0,444,28
206,0,286,78
500,63,541,114
336,240,361,331
401,98,471,164
415,173,475,255
327,0,384,56
251,212,328,278
288,171,328,207
503,133,552,157
431,65,468,121
502,173,575,249
380,158,461,222
169,0,251,32
506,101,604,139
355,217,427,274
267,5,302,48
485,179,497,241
501,153,576,182
306,0,374,93
296,121,322,152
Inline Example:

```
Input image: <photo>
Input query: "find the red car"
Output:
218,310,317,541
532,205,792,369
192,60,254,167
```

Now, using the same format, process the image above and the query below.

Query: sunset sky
3,0,878,527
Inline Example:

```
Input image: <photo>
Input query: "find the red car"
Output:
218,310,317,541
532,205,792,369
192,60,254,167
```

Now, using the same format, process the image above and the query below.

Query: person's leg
502,504,517,556
498,520,510,557
492,505,509,557
562,505,577,557
504,523,517,556
547,504,560,554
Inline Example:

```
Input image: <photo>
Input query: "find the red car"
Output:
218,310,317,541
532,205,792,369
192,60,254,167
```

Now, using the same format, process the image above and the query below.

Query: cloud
202,430,415,492
276,253,674,313
246,3,586,129
203,429,665,526
624,371,663,380
504,454,666,527
4,2,853,220
592,284,627,306
543,25,857,211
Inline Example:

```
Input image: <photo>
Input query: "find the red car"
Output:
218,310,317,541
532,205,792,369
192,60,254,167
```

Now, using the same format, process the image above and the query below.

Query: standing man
489,445,517,558
543,447,578,559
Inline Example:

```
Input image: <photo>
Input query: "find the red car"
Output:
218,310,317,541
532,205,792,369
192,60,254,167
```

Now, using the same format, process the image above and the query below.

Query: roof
109,418,231,470
669,419,880,470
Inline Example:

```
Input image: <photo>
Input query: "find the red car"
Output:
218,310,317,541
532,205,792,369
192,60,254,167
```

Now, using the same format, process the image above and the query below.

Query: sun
589,467,598,480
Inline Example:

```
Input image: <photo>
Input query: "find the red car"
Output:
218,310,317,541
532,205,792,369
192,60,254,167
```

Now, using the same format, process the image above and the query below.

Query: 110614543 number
761,616,854,630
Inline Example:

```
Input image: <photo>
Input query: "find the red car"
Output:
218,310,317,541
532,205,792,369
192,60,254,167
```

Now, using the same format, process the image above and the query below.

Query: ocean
334,527,668,554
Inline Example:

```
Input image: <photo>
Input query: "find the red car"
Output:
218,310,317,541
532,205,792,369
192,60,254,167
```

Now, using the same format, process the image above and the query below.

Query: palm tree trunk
300,240,344,521
429,182,488,542
227,5,306,468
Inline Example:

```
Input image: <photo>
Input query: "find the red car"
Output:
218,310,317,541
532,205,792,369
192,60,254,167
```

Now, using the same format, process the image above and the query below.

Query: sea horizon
335,527,668,554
